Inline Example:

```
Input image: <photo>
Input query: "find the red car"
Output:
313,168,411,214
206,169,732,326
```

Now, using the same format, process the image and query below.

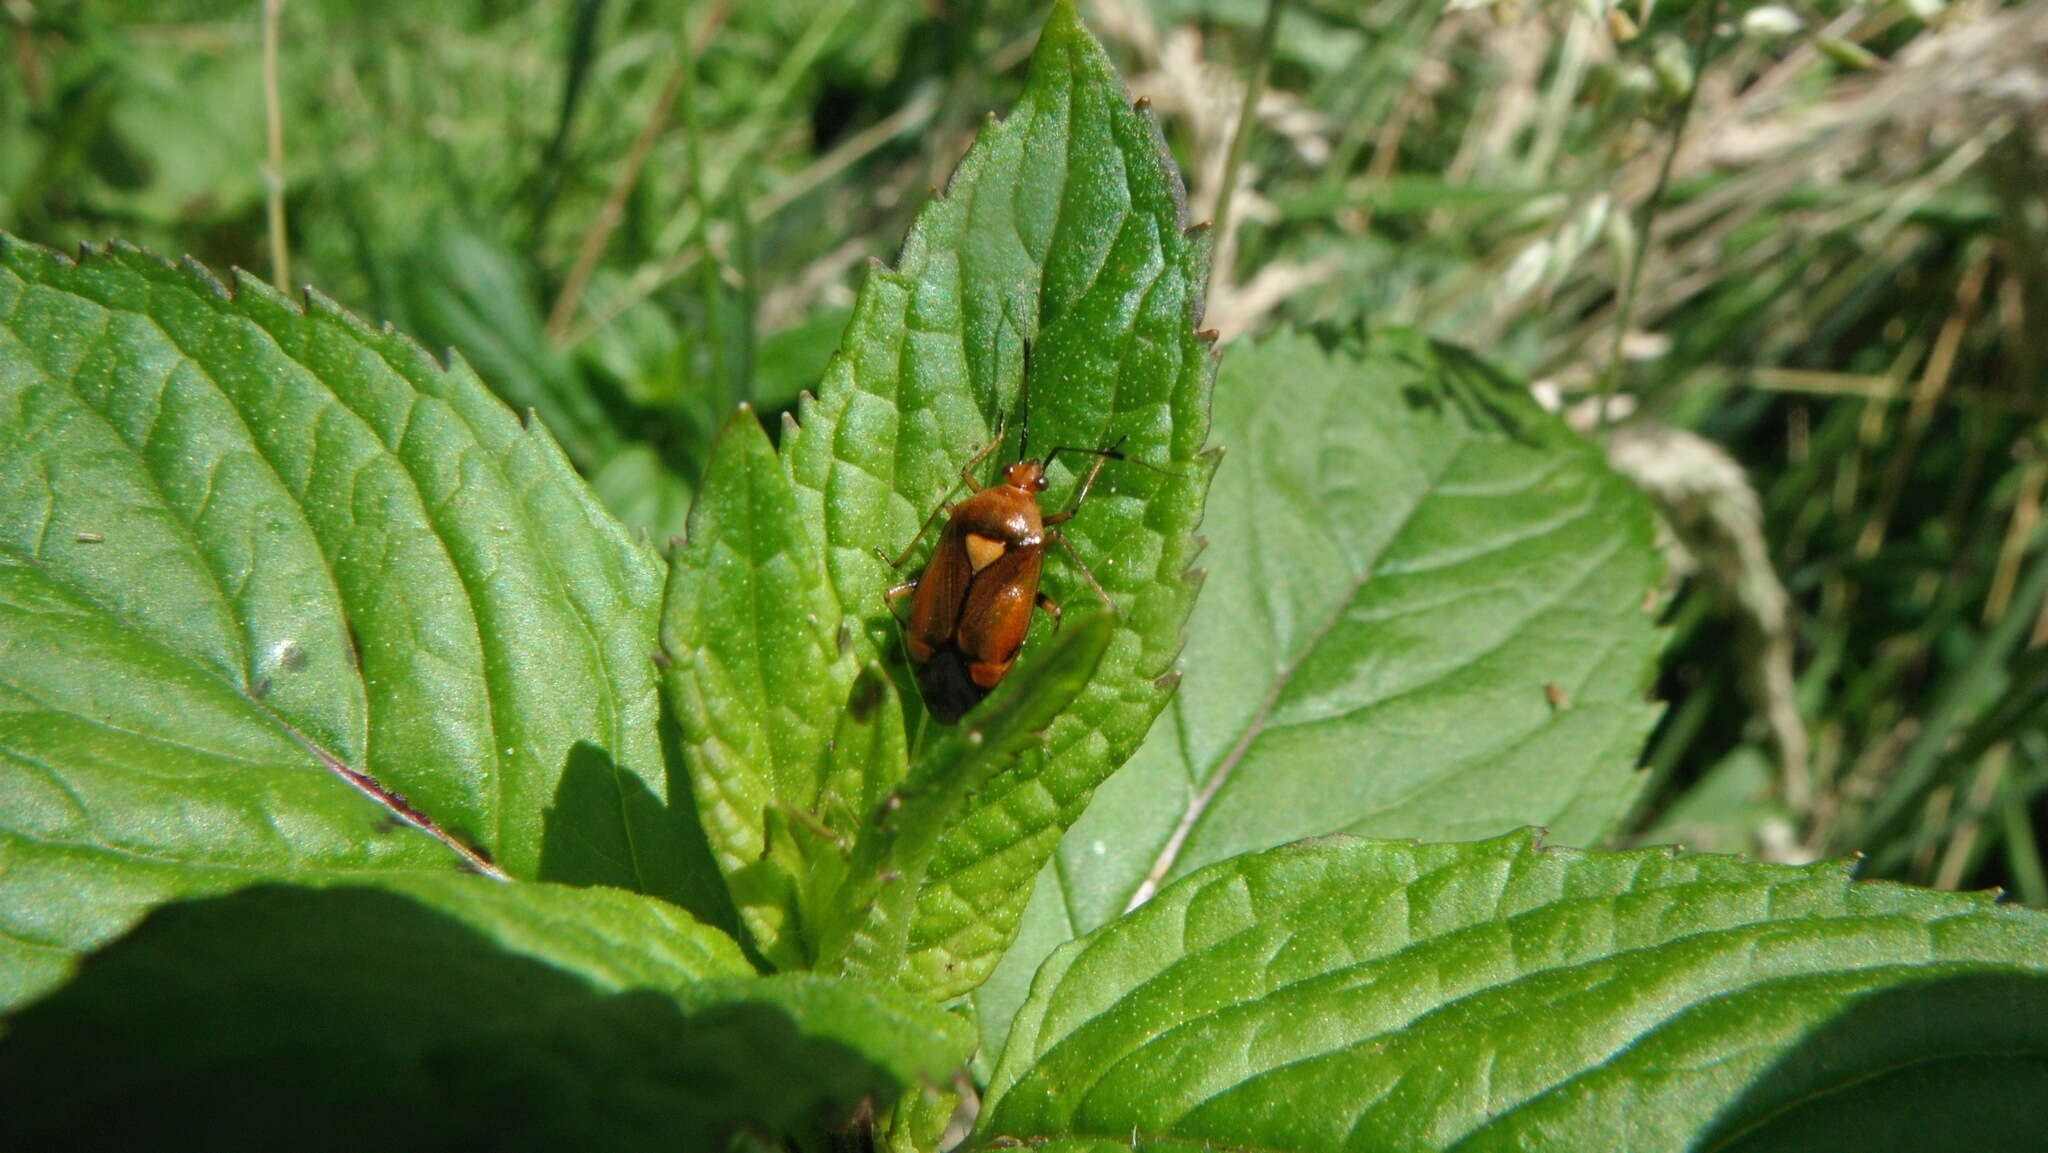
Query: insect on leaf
977,327,1667,1053
667,0,1217,997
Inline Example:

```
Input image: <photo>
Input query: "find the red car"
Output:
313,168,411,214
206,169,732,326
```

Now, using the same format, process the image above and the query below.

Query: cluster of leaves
14,0,2038,894
3,1,2047,1151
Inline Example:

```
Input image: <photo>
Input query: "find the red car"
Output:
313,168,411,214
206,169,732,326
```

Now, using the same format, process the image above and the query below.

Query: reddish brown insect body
885,438,1118,724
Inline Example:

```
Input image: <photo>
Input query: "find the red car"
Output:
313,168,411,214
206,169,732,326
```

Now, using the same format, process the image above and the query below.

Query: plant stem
1208,0,1286,299
651,0,856,258
546,61,687,342
2003,784,2048,906
1597,0,1720,431
261,0,290,290
564,0,851,346
527,0,605,247
1854,517,2048,853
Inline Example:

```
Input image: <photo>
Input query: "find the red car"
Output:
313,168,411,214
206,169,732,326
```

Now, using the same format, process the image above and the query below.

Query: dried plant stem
1936,745,2009,890
565,106,907,346
1347,29,1445,239
651,0,855,257
1597,0,1719,431
1729,367,2048,417
1208,0,1284,297
1987,456,2048,623
563,0,861,345
546,1,731,341
2003,789,2048,906
559,29,1046,347
1857,253,1991,557
1914,784,1954,879
1853,519,2048,850
1522,8,1593,183
755,87,942,222
262,0,290,291
1316,0,1441,202
547,62,687,342
9,4,44,104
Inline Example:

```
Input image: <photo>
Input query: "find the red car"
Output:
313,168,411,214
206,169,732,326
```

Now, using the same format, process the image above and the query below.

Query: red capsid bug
883,431,1128,723
881,347,1157,723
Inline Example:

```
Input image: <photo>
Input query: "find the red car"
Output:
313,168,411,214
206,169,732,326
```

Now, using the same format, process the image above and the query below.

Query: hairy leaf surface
0,234,726,1005
981,832,2048,1152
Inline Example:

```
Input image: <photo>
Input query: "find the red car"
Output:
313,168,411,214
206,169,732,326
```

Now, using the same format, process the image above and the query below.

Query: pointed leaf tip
770,0,1214,1001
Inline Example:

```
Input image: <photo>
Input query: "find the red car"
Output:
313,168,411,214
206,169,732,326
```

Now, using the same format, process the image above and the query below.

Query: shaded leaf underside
0,877,970,1151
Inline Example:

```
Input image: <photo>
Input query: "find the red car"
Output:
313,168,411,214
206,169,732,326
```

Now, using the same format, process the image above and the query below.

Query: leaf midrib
0,824,464,877
1124,435,1472,911
335,313,643,887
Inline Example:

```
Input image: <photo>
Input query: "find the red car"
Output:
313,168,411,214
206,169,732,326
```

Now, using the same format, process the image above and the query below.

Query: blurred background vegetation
5,0,2044,899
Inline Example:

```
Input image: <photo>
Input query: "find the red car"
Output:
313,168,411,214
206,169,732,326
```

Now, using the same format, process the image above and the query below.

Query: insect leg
957,421,1007,491
1035,590,1063,632
883,500,957,570
1043,437,1145,526
1051,530,1118,613
883,425,1010,569
881,577,919,625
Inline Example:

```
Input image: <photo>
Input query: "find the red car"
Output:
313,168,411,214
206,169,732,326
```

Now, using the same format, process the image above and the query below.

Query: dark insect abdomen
915,646,986,723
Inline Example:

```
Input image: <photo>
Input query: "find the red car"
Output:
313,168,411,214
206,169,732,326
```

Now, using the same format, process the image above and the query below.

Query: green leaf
979,831,2048,1152
394,226,699,542
660,405,887,968
769,0,1213,1001
0,878,971,1151
649,0,1210,992
0,233,729,1007
391,223,623,470
824,612,1114,994
979,327,1664,1049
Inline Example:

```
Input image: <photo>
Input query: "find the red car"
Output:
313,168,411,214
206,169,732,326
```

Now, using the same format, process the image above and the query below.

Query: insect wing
905,520,973,657
955,545,1043,689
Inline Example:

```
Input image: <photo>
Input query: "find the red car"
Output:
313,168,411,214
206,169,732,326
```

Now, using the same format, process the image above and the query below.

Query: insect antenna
1017,338,1033,463
1041,437,1185,480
